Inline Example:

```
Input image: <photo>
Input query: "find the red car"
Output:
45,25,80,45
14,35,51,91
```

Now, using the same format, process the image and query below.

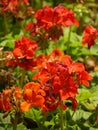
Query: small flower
77,71,93,87
0,89,12,111
20,82,45,111
6,36,38,71
82,25,98,48
13,36,38,60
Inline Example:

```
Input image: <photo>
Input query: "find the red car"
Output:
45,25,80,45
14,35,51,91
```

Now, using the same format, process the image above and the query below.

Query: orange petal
20,101,31,112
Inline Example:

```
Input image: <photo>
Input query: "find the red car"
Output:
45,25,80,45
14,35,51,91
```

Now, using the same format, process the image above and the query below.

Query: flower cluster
33,49,92,112
26,4,79,41
0,82,45,112
82,25,98,48
6,36,38,70
2,48,92,114
21,82,45,112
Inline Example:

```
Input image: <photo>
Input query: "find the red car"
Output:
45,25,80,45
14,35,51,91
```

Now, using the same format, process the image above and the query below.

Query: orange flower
13,36,38,60
14,87,22,100
20,101,31,112
21,82,45,111
0,89,12,111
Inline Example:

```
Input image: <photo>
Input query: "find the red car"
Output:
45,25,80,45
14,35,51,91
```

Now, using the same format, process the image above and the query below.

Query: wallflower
82,25,98,48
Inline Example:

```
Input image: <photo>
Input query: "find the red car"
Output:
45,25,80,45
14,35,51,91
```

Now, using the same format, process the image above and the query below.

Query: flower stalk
20,69,26,88
13,114,18,130
60,102,64,130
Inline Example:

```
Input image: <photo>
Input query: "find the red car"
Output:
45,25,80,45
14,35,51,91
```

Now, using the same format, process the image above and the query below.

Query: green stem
20,69,26,88
66,26,72,54
60,102,64,130
40,0,43,8
68,26,72,43
13,114,18,130
4,14,9,35
66,3,75,54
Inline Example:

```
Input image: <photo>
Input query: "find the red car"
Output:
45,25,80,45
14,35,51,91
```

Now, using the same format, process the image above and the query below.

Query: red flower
26,5,79,41
13,36,38,59
0,89,12,111
54,5,79,27
50,48,63,58
35,6,54,30
32,49,92,112
35,4,79,29
82,25,98,48
77,71,93,87
60,77,78,101
21,82,45,111
1,0,29,12
69,62,85,73
0,87,22,112
6,36,38,70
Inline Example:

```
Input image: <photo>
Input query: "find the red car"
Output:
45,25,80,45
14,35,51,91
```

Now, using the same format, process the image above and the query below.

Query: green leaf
72,109,91,121
24,107,43,122
77,88,95,103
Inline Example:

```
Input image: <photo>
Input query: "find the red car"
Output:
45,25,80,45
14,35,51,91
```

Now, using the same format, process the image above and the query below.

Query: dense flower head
33,49,92,112
26,4,79,41
0,87,22,112
0,89,12,111
21,82,46,112
1,0,29,12
4,49,93,113
6,36,38,70
82,25,98,48
13,36,38,59
35,4,79,29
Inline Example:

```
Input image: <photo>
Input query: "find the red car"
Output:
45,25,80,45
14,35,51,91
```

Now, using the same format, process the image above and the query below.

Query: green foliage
0,0,98,130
